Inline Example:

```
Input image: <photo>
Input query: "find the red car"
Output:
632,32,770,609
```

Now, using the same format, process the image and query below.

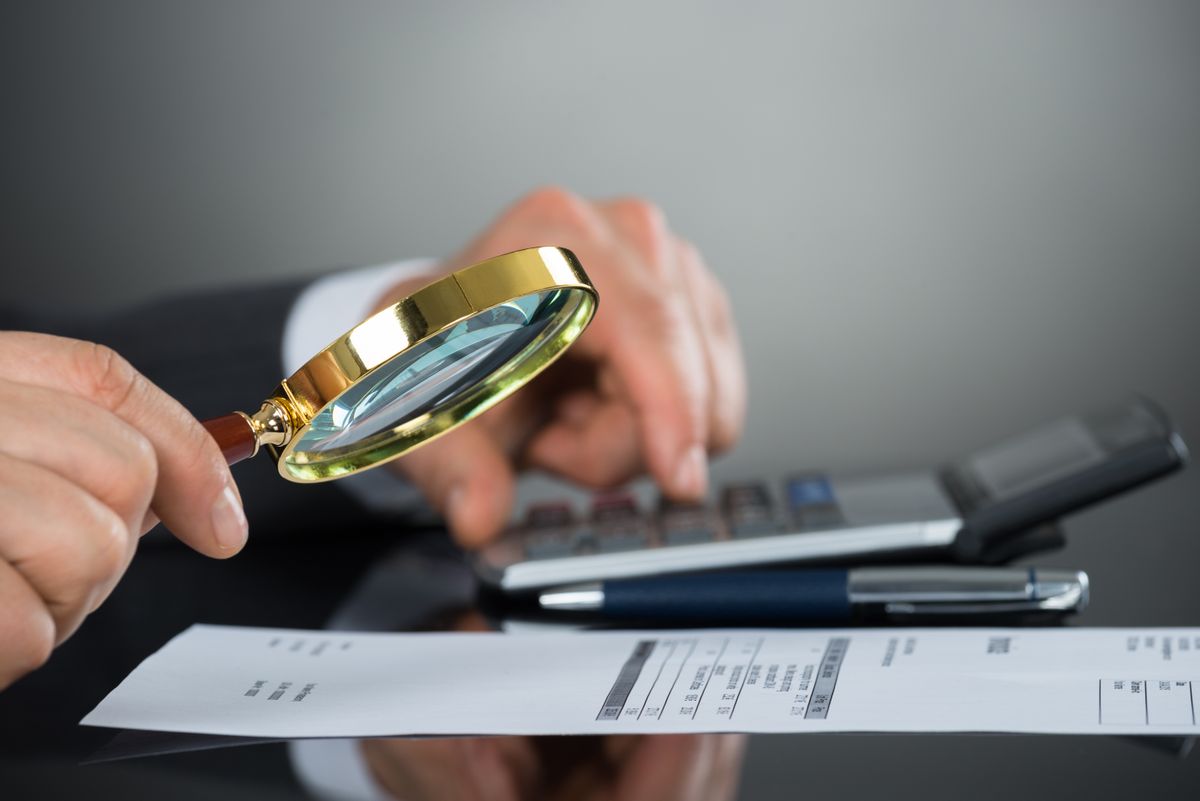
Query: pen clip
851,567,1089,617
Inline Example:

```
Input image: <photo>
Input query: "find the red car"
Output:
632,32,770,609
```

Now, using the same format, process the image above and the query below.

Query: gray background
5,0,1198,474
3,2,1199,798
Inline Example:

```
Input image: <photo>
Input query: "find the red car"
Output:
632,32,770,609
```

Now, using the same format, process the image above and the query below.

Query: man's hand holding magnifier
0,334,247,690
383,187,747,547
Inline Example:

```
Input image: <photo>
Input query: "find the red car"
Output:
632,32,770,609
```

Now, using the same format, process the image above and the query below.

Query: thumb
392,423,516,549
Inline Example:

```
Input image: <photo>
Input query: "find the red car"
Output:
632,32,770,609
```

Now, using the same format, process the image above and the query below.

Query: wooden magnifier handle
202,414,258,466
201,401,293,468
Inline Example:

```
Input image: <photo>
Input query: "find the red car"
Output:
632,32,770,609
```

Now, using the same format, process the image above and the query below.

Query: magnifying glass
201,247,597,482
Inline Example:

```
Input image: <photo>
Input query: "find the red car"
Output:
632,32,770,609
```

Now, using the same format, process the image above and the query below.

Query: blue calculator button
786,475,836,507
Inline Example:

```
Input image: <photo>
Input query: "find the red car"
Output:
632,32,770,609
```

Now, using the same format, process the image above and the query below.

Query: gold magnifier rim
264,246,597,483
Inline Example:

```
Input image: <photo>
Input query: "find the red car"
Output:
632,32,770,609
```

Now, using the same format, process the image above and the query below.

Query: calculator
473,397,1187,592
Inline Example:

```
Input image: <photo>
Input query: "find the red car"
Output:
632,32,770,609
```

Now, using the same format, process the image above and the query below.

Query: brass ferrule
235,399,294,458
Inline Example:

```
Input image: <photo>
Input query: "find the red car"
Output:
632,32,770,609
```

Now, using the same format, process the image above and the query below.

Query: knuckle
612,197,667,232
514,186,597,233
101,424,159,515
75,342,142,412
46,494,133,595
636,290,690,337
125,429,159,490
573,453,626,489
85,504,133,586
609,198,670,267
521,185,577,209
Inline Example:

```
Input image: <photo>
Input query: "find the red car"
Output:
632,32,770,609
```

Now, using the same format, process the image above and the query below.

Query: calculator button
721,482,773,511
584,492,651,552
721,482,779,538
590,492,640,521
785,474,835,506
658,498,719,546
521,501,578,560
785,474,845,531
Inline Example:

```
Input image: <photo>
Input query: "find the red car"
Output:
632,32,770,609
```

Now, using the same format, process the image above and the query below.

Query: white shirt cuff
290,738,395,801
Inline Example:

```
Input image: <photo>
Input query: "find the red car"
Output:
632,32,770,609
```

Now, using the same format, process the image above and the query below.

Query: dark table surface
1,467,1197,801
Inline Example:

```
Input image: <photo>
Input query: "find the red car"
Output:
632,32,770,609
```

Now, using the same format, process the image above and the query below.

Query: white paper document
82,625,1200,737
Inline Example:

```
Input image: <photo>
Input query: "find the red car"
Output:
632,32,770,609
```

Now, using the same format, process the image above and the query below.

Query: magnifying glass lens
283,286,591,478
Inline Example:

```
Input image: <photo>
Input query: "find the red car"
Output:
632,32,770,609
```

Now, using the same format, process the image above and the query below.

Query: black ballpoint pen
537,567,1089,622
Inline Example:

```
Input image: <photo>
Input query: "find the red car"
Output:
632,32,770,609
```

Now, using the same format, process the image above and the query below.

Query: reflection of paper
82,625,1199,737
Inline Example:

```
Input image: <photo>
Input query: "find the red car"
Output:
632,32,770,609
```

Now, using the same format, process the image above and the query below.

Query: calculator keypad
580,493,652,554
517,482,793,561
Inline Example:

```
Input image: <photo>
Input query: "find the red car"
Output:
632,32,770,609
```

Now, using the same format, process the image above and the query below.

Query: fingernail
211,482,248,552
673,444,708,498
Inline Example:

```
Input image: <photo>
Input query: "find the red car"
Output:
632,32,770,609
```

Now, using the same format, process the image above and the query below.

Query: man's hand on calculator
384,188,748,548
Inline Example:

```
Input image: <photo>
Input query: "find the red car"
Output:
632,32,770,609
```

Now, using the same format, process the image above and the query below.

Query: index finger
0,332,248,558
586,200,711,498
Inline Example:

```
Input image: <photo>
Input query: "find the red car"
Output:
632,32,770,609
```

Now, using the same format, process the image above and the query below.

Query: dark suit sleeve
2,279,304,421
